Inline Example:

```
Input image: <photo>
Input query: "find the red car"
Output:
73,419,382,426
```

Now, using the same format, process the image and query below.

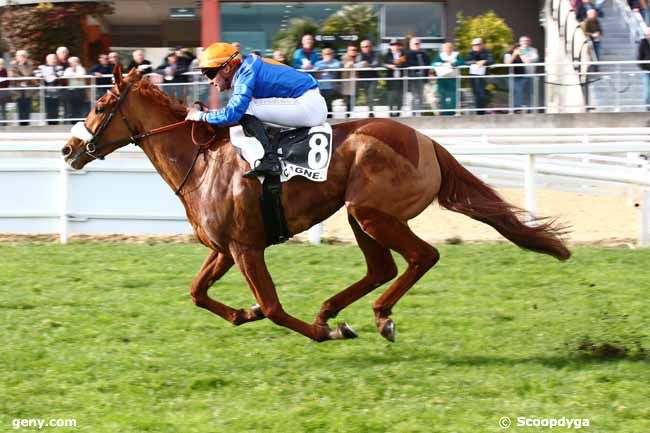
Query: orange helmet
196,42,241,69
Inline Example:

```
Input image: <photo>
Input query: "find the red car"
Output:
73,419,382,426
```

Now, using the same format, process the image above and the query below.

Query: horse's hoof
250,304,265,320
379,319,396,342
329,322,358,340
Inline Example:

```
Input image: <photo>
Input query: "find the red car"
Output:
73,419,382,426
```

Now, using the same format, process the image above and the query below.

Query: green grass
0,242,648,433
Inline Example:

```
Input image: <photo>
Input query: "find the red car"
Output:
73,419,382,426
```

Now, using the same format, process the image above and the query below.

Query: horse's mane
131,77,189,119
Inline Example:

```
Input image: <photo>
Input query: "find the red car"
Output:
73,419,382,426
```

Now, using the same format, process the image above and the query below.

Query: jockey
185,42,328,178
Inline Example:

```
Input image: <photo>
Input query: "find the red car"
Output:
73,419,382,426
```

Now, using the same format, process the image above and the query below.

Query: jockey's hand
185,108,204,122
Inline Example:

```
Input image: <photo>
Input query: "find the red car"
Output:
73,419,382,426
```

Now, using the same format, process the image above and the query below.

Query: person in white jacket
63,57,87,123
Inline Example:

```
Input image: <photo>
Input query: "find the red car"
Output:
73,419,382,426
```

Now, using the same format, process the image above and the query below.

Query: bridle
72,82,218,195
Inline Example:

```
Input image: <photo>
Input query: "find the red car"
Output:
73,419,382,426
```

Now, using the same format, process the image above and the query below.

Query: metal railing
2,60,650,124
1,128,648,245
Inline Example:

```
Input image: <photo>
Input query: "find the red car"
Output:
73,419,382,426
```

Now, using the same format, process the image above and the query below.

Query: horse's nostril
62,145,72,157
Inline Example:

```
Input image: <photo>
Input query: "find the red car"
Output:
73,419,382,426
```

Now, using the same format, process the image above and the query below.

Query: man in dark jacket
406,37,431,114
464,38,494,115
156,52,190,102
383,39,408,116
638,27,650,110
88,54,113,97
356,40,380,116
126,50,152,73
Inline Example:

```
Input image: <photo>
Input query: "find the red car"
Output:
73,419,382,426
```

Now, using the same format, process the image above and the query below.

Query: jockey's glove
185,108,206,122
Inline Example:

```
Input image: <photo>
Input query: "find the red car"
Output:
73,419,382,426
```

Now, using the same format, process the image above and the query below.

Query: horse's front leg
190,250,265,325
230,243,334,342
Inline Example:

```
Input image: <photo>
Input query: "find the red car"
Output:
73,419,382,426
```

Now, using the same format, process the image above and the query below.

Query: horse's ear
127,67,142,81
113,63,124,90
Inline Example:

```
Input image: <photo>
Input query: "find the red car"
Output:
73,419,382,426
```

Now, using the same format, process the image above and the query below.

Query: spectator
356,39,380,116
431,41,463,116
637,27,650,110
292,34,319,70
10,50,36,126
465,38,494,115
576,0,596,21
628,0,641,12
175,47,195,72
314,47,341,115
0,58,10,123
156,53,189,102
190,47,210,106
341,44,360,115
504,36,540,112
55,46,73,120
629,0,649,22
126,50,152,74
406,37,431,114
63,56,87,123
108,52,122,70
582,9,603,60
384,39,408,117
642,0,650,23
56,46,70,69
272,50,287,65
36,53,63,125
88,54,113,95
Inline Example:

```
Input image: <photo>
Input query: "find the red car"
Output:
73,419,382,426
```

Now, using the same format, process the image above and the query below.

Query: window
382,3,445,40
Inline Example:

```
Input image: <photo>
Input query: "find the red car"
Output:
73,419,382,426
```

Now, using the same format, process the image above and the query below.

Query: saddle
230,121,333,246
231,122,334,182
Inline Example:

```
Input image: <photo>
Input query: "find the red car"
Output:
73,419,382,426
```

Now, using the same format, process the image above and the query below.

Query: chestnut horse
62,66,570,342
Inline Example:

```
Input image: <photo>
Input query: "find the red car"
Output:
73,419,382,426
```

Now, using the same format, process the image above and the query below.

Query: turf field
1,242,648,433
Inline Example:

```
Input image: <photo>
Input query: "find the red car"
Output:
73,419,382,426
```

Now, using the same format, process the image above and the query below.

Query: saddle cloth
230,123,333,182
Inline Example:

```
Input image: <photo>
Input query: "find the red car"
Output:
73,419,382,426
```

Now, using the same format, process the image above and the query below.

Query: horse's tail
432,140,571,261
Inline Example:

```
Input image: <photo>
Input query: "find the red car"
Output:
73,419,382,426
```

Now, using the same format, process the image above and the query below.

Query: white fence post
59,159,69,244
524,154,537,220
642,190,650,247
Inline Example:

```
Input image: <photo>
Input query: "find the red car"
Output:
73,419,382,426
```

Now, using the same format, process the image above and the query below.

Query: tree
320,5,378,43
272,17,319,62
0,1,113,64
455,11,514,64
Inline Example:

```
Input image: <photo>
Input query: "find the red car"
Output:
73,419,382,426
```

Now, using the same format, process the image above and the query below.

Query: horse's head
62,64,149,169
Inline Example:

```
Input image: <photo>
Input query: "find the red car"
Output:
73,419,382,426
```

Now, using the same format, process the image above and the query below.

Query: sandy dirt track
295,188,643,246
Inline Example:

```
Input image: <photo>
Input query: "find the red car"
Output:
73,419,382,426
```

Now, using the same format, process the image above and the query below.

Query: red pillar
201,0,221,107
201,0,221,46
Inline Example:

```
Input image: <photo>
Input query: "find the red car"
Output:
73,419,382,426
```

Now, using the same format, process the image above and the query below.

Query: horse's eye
95,106,105,114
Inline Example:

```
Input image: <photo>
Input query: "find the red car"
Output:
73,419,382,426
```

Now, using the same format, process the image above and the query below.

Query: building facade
1,1,545,57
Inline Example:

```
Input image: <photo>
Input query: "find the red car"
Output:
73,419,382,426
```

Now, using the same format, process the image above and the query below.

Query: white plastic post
59,159,69,244
641,190,650,247
524,154,537,220
308,223,323,245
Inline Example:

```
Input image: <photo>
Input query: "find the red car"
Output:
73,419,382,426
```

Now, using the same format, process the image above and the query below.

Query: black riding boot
240,114,282,178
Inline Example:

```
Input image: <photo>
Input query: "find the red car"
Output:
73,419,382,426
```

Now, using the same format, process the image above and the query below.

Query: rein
75,84,217,196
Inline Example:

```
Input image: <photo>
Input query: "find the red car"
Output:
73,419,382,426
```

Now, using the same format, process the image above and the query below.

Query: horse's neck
137,113,227,194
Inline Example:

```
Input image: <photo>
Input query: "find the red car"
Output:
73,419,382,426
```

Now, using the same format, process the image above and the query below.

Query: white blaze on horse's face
71,122,94,143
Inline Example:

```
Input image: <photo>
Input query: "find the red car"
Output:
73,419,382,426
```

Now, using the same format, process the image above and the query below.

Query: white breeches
245,88,328,127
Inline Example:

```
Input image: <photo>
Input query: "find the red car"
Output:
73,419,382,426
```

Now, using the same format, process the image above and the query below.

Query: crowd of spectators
4,0,650,124
0,45,199,126
0,33,544,124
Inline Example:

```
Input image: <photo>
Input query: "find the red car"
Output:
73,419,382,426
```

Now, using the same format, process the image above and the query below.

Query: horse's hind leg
191,250,265,325
314,215,397,335
349,206,440,342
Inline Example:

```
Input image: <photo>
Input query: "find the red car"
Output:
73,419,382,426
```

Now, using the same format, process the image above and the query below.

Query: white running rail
1,128,649,246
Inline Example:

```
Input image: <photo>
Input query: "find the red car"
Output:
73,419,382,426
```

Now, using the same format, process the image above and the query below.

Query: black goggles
202,51,240,80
